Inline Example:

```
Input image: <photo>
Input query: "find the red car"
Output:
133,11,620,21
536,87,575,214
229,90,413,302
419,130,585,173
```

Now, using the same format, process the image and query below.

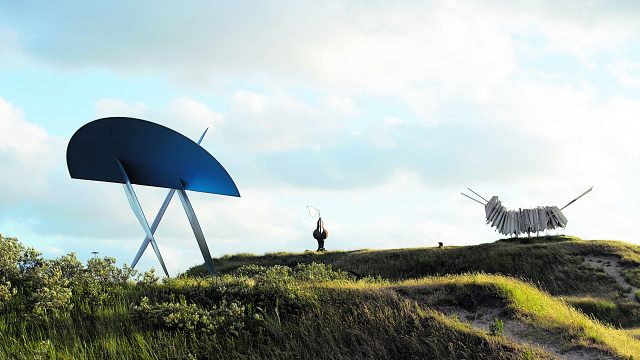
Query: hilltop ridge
187,236,640,298
184,236,640,358
2,234,640,359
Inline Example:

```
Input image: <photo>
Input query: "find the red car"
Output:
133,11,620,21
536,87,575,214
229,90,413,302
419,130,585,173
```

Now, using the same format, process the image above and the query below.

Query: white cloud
4,1,639,118
383,116,404,126
233,91,269,113
96,99,146,117
0,97,52,158
322,95,361,116
0,97,62,204
3,1,640,273
166,96,225,132
96,97,224,139
608,59,640,89
220,90,356,152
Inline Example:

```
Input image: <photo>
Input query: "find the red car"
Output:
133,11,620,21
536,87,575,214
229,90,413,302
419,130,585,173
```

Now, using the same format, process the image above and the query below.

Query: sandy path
583,256,638,302
436,306,616,360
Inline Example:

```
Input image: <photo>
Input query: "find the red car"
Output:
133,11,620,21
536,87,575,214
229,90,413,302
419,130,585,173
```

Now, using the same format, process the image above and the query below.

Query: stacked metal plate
484,196,568,236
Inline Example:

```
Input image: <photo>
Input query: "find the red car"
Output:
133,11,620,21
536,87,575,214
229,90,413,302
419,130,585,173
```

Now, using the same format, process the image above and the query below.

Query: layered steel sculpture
67,117,240,276
461,187,592,237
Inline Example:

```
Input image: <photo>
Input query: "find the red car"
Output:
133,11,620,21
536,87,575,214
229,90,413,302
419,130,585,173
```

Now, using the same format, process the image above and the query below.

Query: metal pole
560,186,594,210
130,128,209,269
467,188,489,203
177,179,216,276
461,192,485,206
117,159,170,278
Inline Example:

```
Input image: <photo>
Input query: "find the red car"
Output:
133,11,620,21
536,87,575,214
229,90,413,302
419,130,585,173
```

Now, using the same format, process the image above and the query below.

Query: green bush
137,268,159,286
0,281,14,310
293,262,350,281
235,262,351,282
0,235,22,280
0,236,140,316
63,255,136,308
132,296,249,337
234,264,271,278
30,266,73,319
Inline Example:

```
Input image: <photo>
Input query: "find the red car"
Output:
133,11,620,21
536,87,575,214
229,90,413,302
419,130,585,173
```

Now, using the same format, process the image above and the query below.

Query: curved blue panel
67,117,240,197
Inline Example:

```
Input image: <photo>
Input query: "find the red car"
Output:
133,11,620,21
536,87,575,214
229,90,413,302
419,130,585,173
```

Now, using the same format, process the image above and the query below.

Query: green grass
187,236,639,297
4,272,638,359
0,275,556,359
563,296,640,328
389,274,640,357
3,234,640,359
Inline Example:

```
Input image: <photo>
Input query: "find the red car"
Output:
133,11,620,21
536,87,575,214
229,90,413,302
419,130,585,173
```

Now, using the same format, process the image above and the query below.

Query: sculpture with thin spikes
67,117,240,277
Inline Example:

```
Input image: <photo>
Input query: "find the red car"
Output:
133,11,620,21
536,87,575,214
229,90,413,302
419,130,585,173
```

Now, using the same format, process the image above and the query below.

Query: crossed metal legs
117,128,216,277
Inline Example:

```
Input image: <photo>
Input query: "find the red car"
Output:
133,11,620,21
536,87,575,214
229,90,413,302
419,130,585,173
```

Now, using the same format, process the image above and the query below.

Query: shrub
293,262,350,281
30,266,73,319
132,296,249,337
137,268,159,286
85,256,135,285
63,256,137,308
234,264,270,278
0,235,22,280
0,281,15,310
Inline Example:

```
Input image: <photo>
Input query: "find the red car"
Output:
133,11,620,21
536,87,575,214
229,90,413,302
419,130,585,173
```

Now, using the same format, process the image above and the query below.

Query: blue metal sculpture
67,117,240,277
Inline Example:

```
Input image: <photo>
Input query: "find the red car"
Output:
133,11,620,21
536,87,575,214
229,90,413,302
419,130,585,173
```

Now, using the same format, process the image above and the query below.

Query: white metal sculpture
461,187,593,237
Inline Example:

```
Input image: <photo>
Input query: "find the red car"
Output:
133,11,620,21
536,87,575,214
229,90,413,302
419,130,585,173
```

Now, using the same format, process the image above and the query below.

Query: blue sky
1,1,640,275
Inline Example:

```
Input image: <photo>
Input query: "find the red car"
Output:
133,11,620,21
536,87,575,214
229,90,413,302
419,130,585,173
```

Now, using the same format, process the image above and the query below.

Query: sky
1,1,640,275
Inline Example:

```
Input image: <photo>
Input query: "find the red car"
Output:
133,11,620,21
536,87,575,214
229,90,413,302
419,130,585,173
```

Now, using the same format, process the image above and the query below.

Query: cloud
233,91,269,113
322,95,361,116
95,96,224,138
608,59,640,89
96,99,146,117
4,1,639,120
3,0,640,273
0,97,62,205
5,1,634,91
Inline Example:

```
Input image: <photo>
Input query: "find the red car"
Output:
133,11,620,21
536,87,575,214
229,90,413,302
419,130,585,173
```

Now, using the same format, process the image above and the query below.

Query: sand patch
583,256,638,302
437,306,616,360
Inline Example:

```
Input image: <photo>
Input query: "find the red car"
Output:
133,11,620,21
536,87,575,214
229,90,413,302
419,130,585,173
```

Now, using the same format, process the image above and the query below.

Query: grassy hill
1,234,640,359
187,235,640,298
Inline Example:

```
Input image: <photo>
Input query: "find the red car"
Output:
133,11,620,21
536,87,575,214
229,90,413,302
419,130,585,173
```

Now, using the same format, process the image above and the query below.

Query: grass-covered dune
2,234,640,359
188,236,640,298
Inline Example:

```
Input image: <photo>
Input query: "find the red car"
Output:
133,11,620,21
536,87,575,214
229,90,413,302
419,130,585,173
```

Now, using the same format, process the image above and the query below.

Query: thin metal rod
116,159,170,277
467,188,489,203
197,127,209,143
306,205,320,218
131,189,175,268
461,192,485,206
560,186,594,210
131,128,209,269
177,179,216,276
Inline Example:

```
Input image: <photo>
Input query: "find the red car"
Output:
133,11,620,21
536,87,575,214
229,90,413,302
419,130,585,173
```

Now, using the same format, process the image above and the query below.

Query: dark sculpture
313,217,328,252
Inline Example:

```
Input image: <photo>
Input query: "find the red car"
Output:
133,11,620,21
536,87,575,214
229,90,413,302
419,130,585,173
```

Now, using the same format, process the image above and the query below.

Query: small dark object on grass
313,217,328,252
438,242,443,248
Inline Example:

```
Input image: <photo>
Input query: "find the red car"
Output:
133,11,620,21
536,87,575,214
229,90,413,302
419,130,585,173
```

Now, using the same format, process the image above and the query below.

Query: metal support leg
130,128,209,270
176,179,216,276
116,159,170,277
131,189,175,268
